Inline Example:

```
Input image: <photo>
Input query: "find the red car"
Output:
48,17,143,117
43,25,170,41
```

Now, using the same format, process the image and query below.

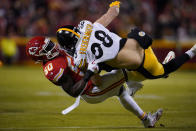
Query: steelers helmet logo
138,31,145,37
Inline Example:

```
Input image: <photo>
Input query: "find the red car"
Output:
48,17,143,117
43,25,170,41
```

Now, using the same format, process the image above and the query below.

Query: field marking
1,126,196,130
135,94,164,99
1,126,195,130
166,110,196,113
0,125,168,130
0,126,144,130
36,91,65,96
36,92,164,100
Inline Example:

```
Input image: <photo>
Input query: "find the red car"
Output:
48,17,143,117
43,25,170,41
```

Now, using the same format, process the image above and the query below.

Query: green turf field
0,66,196,131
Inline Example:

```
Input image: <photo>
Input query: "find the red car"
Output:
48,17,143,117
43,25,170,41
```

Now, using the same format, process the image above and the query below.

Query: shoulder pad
77,20,92,33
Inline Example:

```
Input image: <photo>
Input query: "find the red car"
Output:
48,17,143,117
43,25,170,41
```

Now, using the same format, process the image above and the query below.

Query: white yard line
36,91,165,100
0,126,143,130
135,94,164,99
1,126,195,130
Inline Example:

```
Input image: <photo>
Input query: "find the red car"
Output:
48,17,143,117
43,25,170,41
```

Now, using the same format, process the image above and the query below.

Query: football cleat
142,108,163,128
126,81,143,97
162,51,175,64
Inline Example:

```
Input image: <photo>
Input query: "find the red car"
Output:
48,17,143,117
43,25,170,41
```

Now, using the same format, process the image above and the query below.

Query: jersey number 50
44,63,53,75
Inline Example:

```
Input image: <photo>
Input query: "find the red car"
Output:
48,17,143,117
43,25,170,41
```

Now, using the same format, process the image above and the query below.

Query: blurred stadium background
0,0,196,130
0,0,196,66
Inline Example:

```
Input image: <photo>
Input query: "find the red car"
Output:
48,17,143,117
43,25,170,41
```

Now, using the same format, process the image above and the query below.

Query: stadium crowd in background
0,0,196,41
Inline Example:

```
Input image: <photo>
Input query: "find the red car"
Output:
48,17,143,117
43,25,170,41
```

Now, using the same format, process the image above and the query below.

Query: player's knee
127,28,152,49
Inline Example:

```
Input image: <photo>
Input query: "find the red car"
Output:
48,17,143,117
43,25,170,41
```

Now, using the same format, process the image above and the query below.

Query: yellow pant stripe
143,47,165,76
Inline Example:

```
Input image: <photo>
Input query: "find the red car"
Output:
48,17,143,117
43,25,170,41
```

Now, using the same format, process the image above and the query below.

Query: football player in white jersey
56,1,196,95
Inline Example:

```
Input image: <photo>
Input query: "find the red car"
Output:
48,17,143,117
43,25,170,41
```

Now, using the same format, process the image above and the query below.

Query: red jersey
42,51,93,93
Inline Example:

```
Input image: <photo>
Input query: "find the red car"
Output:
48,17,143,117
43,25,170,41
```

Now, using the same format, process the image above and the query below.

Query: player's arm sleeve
61,78,86,98
61,70,94,97
94,1,120,27
60,74,75,97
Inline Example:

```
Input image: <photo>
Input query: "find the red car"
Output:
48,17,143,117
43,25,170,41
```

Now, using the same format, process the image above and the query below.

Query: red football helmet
26,36,60,62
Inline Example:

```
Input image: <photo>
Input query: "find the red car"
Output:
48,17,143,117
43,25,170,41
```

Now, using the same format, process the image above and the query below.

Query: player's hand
109,1,121,8
109,1,121,17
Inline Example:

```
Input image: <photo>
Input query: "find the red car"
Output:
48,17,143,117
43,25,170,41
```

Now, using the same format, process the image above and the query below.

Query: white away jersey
74,20,122,70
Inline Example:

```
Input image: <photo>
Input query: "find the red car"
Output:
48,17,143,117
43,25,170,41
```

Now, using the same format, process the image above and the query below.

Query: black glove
83,70,94,82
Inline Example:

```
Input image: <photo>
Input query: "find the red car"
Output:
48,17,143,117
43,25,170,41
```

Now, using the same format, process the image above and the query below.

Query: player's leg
162,51,175,64
83,69,162,128
124,51,176,95
118,86,163,128
82,70,126,103
134,47,166,79
112,27,152,69
186,44,196,58
83,70,145,118
163,44,196,75
131,44,196,79
82,70,144,103
102,27,153,71
126,81,143,97
118,86,146,120
105,38,144,70
123,28,196,79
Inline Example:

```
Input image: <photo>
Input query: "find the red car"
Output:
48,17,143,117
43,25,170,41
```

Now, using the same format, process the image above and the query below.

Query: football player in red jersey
26,36,163,128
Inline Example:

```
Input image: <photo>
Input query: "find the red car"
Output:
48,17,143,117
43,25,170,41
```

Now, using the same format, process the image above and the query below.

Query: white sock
185,50,195,59
185,45,196,59
118,89,146,120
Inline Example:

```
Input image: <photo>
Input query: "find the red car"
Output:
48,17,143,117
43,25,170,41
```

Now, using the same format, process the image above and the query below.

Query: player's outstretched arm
95,1,120,27
61,80,84,98
61,75,76,96
61,70,94,97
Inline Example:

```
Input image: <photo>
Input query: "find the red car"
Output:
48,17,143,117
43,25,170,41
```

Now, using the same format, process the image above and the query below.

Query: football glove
109,1,121,8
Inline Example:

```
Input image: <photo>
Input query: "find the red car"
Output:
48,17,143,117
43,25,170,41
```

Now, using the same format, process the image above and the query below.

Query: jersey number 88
91,30,113,59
